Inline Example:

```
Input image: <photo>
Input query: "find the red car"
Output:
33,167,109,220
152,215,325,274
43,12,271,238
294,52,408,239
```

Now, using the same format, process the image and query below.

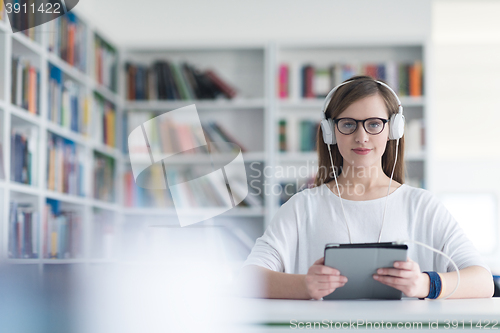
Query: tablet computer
323,242,408,300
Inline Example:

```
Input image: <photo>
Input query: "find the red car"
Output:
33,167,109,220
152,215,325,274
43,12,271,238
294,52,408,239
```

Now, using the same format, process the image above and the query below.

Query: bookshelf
0,13,123,268
0,12,430,267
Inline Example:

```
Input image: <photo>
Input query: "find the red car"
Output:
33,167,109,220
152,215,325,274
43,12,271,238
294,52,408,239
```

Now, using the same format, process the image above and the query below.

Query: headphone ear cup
320,118,336,145
389,113,405,140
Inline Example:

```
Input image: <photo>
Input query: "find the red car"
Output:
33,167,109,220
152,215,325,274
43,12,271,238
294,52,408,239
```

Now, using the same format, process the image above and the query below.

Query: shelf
90,199,120,211
122,207,265,217
92,81,120,104
41,259,87,264
46,121,90,146
3,259,41,264
9,182,41,196
124,98,266,111
11,31,44,55
122,151,265,165
92,142,122,159
405,151,426,161
277,96,425,109
277,152,317,162
45,190,87,206
9,104,41,125
47,52,88,85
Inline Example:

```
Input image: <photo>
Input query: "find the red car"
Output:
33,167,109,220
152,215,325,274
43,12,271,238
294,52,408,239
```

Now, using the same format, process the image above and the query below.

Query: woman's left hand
373,258,430,298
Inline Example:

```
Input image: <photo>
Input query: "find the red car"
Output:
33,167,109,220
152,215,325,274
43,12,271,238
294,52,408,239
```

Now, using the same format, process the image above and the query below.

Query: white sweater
244,184,490,275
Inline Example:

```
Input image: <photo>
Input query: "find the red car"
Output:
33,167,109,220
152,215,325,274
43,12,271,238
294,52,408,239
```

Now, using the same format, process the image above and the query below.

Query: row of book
278,119,319,152
123,167,263,208
8,201,39,259
44,199,83,259
5,0,42,43
48,64,90,135
11,127,37,185
94,34,117,91
94,93,117,147
125,111,247,156
46,133,85,196
125,61,237,100
47,11,87,72
11,56,41,115
278,61,423,99
94,152,115,202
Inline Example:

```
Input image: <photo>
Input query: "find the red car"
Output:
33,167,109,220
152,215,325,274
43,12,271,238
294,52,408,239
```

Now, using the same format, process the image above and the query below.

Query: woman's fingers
315,275,348,283
376,268,413,278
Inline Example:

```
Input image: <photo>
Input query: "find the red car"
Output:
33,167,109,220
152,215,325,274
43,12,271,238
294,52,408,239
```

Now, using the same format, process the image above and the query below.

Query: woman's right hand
304,257,348,300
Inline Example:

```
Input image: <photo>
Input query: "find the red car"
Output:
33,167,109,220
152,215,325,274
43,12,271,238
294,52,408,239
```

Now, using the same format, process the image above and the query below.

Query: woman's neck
336,163,390,191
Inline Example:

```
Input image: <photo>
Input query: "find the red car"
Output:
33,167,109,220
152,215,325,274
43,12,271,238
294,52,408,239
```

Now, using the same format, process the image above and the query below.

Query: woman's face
334,93,390,171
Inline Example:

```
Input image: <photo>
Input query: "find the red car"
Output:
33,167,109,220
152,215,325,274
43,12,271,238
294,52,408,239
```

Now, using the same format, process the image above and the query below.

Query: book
94,93,116,148
11,56,40,115
8,202,39,259
278,119,287,152
278,64,289,99
47,12,87,72
94,34,117,91
94,152,115,203
126,61,238,100
11,126,38,185
46,133,85,196
44,199,83,259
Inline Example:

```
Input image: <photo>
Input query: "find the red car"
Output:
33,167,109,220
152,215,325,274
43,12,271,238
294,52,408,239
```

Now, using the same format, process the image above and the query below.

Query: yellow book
83,97,90,137
0,0,4,21
51,231,58,258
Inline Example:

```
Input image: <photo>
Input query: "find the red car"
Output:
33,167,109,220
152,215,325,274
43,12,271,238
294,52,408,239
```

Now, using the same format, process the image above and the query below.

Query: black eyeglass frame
333,117,389,135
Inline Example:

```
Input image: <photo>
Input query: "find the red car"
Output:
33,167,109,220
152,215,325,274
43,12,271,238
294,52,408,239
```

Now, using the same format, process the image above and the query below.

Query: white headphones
320,79,405,145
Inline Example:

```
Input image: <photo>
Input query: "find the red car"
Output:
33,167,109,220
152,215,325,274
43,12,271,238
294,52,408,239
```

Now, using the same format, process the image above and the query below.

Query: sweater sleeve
242,193,302,273
423,192,491,274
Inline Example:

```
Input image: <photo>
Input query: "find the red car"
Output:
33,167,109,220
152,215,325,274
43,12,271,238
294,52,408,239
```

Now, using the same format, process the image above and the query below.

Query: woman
238,76,493,300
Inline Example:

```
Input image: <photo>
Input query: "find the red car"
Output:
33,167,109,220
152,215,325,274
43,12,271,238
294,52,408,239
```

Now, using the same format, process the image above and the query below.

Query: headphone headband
321,79,403,119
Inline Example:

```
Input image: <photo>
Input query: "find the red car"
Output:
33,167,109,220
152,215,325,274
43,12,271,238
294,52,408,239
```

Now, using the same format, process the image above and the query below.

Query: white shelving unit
0,12,429,267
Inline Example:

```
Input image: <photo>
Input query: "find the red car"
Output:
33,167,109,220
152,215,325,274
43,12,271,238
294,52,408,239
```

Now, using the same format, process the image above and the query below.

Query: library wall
74,0,432,45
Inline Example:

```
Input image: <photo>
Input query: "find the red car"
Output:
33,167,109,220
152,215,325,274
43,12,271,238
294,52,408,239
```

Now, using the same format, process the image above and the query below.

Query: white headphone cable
377,138,400,243
395,239,460,300
327,144,352,244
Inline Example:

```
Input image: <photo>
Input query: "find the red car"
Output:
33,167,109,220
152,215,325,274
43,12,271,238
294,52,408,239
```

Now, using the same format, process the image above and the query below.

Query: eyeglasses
333,117,388,135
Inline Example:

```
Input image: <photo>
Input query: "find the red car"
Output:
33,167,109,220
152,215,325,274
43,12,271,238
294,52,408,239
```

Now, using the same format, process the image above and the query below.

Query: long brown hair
314,75,405,187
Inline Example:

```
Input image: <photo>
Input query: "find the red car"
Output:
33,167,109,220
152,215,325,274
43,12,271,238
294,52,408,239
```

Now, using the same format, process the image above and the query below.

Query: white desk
224,298,500,332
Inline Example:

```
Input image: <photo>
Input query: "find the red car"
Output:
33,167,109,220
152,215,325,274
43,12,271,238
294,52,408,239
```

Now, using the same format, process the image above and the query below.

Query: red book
279,64,289,98
305,65,315,98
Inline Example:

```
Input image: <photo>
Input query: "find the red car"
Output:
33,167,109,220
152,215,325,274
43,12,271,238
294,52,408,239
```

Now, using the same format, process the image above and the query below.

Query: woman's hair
314,75,405,187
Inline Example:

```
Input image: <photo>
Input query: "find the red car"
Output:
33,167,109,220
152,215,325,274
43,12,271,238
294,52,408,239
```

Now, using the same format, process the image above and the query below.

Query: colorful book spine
94,152,115,202
278,119,287,152
8,202,39,259
43,199,83,259
11,56,40,115
94,34,117,91
125,61,238,100
94,93,116,148
10,127,37,185
279,64,289,99
287,61,424,99
46,133,85,197
47,12,87,72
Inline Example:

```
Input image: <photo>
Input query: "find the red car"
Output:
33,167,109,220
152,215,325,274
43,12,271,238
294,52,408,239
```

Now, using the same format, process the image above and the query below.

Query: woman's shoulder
399,183,442,207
